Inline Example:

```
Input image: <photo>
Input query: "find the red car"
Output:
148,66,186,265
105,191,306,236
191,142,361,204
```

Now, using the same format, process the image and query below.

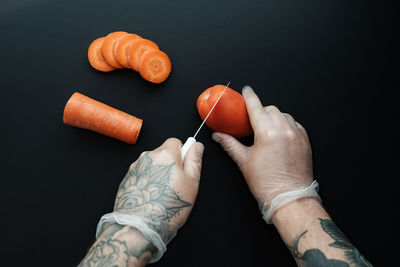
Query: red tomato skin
197,85,253,138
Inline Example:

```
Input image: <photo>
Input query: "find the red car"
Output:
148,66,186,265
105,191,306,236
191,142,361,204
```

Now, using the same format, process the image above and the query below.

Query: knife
181,81,230,161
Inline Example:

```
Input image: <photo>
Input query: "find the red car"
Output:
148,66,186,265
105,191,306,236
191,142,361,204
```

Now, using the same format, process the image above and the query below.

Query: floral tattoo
114,153,191,238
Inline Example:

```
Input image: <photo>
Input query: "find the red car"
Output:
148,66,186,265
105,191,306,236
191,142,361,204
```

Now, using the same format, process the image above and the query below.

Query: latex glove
212,86,315,221
102,138,204,261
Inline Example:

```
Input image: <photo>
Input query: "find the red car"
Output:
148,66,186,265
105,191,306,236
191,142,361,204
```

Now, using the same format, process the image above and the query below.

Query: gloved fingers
295,121,310,140
168,143,204,228
143,138,199,230
183,142,204,184
263,105,289,128
160,137,183,151
151,137,183,166
242,86,266,133
212,132,249,169
264,105,281,113
283,113,299,130
275,112,309,142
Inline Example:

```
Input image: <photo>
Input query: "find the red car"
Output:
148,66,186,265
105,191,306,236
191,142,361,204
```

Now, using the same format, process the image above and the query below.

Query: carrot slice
63,92,143,144
139,50,171,83
128,39,159,71
115,34,142,68
87,37,115,72
101,31,128,69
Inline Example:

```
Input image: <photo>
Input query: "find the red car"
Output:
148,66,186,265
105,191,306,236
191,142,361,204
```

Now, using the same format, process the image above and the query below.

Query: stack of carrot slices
88,31,171,84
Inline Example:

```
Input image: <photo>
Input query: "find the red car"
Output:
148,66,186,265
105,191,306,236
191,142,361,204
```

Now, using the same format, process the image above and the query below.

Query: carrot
139,50,171,83
88,37,115,72
63,92,143,144
101,31,128,69
115,34,142,68
128,39,159,71
87,32,172,83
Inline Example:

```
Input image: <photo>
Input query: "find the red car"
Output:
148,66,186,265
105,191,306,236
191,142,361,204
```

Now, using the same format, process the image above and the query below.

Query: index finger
242,85,265,131
151,137,183,166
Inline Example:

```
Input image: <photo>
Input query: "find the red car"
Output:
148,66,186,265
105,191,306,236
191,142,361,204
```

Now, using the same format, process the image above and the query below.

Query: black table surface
0,0,396,266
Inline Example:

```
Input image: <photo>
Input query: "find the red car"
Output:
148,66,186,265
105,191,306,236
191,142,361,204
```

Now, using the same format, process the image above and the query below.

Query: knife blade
181,81,230,160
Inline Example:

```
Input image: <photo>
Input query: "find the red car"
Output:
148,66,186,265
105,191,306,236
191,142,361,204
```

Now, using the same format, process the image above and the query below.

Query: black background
0,0,396,266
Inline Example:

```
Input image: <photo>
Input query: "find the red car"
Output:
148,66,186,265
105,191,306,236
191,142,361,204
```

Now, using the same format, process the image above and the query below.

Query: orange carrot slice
115,34,142,68
101,31,128,69
63,92,143,144
88,37,115,72
139,50,171,84
128,39,159,71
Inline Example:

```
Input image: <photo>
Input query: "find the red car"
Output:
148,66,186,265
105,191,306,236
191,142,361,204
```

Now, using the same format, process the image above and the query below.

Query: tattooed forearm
287,219,372,267
288,229,350,267
320,219,372,267
79,224,156,267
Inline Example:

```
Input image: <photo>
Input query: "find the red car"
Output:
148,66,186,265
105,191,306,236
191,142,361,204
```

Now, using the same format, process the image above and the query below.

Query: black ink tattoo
288,229,350,267
80,239,129,267
80,153,190,267
114,153,191,239
320,219,372,267
287,219,372,267
79,224,156,267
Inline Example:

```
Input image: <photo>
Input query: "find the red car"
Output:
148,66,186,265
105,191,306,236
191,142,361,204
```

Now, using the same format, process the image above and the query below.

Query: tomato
197,85,253,138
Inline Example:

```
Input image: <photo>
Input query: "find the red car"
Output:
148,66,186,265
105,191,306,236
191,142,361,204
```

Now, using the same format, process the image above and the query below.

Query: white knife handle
181,137,196,161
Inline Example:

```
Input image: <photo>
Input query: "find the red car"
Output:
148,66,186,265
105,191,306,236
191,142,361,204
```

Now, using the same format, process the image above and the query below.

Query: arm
213,85,372,266
273,198,371,266
79,138,205,266
79,224,156,267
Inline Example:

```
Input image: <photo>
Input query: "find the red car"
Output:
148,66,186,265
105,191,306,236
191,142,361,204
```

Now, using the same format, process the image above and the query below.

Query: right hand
212,86,314,209
113,138,204,243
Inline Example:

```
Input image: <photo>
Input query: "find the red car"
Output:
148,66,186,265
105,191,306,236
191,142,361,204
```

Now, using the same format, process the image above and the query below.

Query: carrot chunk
63,92,143,144
87,37,115,72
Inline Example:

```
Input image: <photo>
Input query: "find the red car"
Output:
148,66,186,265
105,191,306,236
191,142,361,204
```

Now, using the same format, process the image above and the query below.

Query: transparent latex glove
107,138,204,254
212,86,315,217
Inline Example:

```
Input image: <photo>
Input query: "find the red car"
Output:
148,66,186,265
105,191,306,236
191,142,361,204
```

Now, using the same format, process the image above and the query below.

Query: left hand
212,86,313,209
113,138,204,243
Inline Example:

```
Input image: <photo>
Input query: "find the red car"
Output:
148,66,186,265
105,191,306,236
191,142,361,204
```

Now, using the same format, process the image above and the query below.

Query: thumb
212,132,249,168
183,142,204,184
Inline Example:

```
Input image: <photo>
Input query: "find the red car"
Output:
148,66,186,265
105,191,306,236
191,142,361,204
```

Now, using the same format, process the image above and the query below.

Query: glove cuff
261,180,322,224
96,212,167,263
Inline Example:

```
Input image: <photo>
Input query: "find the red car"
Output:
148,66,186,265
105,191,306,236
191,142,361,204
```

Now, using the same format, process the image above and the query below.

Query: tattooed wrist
79,223,157,267
287,219,372,267
272,198,372,266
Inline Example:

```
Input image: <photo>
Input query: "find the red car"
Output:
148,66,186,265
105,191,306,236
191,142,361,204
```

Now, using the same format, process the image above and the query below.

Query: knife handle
181,137,196,161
